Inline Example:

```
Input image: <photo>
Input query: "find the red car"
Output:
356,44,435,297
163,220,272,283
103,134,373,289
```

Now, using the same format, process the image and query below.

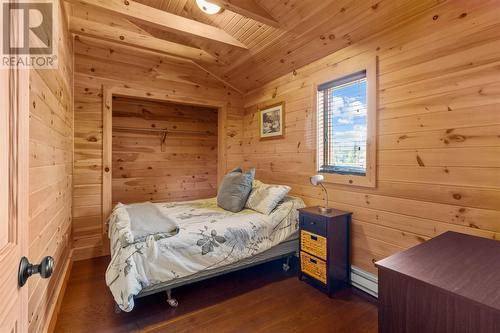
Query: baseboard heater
350,266,378,298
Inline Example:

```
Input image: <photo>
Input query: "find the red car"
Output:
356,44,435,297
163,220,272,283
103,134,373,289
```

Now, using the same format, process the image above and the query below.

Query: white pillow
245,180,291,215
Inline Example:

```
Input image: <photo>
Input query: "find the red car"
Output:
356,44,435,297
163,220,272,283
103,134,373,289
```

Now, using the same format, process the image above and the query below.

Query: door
0,63,29,332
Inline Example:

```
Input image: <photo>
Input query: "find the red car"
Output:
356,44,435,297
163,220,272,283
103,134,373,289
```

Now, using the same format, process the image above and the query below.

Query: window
315,57,377,187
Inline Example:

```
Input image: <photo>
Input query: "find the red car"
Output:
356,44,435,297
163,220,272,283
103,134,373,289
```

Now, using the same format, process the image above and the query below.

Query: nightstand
298,206,351,296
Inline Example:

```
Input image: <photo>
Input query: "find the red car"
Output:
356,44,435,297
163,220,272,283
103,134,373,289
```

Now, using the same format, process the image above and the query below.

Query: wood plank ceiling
66,0,446,93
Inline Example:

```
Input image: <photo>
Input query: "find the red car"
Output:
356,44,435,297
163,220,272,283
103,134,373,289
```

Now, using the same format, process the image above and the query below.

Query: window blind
317,70,368,176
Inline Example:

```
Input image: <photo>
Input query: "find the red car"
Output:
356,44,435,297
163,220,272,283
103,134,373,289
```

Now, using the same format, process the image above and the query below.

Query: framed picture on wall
259,102,285,140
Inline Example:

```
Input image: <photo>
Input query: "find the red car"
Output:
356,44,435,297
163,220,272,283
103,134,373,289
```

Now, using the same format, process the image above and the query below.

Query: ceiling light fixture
196,0,222,15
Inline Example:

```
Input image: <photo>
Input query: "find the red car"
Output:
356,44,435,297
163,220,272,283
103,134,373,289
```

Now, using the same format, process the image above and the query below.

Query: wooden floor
55,256,378,333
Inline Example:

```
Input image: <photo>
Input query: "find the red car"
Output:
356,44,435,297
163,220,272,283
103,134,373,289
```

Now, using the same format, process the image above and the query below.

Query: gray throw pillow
217,167,255,212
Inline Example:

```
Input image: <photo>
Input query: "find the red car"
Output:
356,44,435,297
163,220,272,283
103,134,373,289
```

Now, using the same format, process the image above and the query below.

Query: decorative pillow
217,167,255,212
245,180,291,215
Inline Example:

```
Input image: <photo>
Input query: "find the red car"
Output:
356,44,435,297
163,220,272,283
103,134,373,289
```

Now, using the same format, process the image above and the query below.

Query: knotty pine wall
240,0,500,275
28,2,73,332
72,37,243,261
112,96,218,204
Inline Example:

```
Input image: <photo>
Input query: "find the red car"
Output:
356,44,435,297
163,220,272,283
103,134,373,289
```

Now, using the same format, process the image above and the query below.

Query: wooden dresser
298,206,351,296
376,231,500,333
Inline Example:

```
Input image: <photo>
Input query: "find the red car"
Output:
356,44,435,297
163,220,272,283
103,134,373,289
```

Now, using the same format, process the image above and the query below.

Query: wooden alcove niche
101,85,227,246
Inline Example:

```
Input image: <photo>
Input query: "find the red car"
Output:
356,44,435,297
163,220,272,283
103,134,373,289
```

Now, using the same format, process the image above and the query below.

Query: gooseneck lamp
310,175,333,213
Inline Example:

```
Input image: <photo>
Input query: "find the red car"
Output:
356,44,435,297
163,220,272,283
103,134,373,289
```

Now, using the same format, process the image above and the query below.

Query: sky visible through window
327,78,367,174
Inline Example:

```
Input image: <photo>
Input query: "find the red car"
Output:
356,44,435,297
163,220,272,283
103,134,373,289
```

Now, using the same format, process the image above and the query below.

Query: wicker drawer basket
301,230,327,260
300,251,327,284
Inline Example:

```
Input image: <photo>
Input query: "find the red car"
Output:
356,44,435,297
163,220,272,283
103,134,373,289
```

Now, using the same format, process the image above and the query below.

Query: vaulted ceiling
66,0,445,93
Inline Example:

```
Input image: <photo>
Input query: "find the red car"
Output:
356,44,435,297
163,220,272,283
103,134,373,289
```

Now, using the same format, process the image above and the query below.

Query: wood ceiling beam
70,17,218,63
65,0,248,49
209,0,279,27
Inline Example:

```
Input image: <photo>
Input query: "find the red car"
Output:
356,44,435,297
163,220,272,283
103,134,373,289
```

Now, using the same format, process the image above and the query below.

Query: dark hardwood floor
55,256,378,333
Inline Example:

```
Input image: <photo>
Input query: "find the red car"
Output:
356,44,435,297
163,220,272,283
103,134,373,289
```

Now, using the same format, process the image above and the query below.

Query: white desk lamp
310,175,332,213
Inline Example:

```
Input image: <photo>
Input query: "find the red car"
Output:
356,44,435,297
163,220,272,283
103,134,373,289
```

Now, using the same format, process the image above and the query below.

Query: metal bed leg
166,289,179,308
282,256,291,272
113,302,122,314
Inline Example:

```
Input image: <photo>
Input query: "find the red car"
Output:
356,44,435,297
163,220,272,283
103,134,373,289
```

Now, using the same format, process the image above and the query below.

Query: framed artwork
259,102,285,140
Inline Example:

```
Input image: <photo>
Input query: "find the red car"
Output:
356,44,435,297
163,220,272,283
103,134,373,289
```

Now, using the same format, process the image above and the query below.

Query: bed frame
114,236,299,312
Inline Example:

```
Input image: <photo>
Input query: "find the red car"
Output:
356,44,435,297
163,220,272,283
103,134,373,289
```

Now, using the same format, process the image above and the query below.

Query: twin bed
106,195,305,312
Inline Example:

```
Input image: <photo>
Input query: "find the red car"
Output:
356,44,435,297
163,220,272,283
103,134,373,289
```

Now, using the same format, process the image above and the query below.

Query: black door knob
18,256,54,287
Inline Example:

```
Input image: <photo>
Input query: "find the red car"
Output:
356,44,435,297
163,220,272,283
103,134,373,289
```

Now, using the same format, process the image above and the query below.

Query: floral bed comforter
106,196,305,311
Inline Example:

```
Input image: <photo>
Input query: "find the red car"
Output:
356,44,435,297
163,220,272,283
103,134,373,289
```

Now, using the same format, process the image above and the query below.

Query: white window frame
314,55,377,188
